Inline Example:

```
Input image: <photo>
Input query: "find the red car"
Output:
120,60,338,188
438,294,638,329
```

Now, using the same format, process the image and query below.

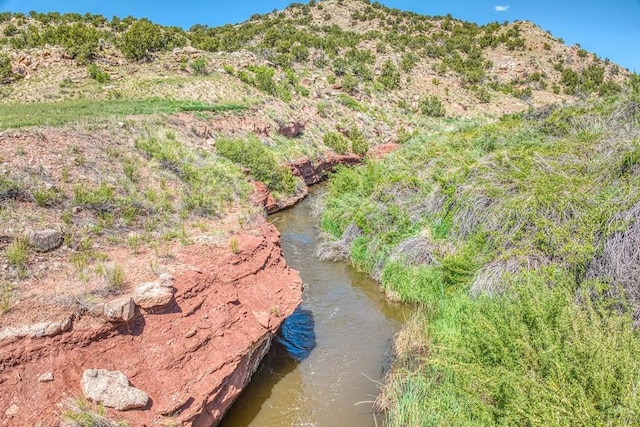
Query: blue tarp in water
277,307,316,361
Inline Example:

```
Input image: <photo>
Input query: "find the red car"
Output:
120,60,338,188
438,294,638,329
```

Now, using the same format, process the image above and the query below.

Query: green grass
5,237,29,270
321,87,640,425
0,98,247,130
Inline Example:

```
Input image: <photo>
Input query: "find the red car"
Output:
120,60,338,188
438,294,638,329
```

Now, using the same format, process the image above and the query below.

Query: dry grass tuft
59,397,126,427
374,310,428,413
389,234,437,267
469,254,550,297
315,223,362,262
587,201,640,324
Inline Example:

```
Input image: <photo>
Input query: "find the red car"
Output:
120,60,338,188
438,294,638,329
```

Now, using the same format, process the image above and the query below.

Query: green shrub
39,22,104,63
348,127,369,156
419,95,445,117
400,52,419,73
247,65,277,95
341,74,358,93
87,64,110,83
323,131,349,154
190,57,208,76
0,53,11,81
216,136,297,195
3,24,17,37
119,20,169,60
378,60,401,90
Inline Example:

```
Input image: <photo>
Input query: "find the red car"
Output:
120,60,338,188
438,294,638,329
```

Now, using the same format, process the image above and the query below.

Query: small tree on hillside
378,60,401,90
119,20,167,61
0,53,12,82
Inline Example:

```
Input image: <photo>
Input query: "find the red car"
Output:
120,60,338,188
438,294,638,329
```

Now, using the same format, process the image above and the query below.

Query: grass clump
5,237,29,271
0,283,15,314
61,397,128,427
216,136,298,195
104,264,126,293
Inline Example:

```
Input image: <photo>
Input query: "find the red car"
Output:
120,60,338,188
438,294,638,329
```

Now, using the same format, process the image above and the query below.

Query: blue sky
1,0,638,72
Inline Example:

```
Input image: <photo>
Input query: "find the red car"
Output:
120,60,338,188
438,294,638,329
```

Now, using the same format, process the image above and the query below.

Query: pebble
38,372,54,383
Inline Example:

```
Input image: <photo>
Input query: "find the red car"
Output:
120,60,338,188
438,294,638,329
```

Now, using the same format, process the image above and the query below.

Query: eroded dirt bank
0,221,302,426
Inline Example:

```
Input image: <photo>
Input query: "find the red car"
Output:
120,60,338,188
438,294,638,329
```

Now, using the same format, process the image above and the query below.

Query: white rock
4,404,18,417
82,369,148,411
133,282,173,309
38,372,54,383
103,296,135,322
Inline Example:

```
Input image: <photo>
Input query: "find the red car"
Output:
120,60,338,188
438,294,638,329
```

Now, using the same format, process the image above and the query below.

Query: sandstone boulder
0,317,72,341
26,229,63,253
278,121,305,138
82,369,148,411
103,296,135,322
133,282,173,309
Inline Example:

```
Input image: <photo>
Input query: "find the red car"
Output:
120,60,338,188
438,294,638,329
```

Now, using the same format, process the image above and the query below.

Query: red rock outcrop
278,121,305,138
289,153,362,185
250,153,362,214
0,221,302,426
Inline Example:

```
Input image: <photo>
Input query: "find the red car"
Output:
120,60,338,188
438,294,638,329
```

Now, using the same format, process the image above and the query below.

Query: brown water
221,188,410,427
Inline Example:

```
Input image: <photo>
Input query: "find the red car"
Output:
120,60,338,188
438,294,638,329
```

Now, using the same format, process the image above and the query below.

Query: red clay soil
0,221,302,426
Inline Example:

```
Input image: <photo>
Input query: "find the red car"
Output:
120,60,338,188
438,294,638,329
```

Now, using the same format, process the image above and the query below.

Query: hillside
0,0,638,425
320,72,640,425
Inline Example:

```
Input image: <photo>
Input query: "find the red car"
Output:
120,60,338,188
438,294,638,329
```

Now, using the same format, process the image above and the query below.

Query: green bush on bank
321,84,640,426
216,136,298,195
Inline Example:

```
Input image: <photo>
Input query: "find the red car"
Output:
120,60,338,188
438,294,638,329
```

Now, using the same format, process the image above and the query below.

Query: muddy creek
221,187,409,426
